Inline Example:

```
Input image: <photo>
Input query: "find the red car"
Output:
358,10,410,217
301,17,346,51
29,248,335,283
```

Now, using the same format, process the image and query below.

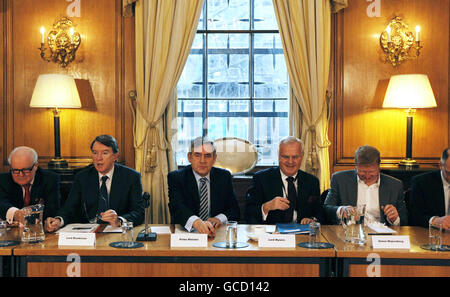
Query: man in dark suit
409,148,450,230
324,145,408,225
245,137,323,224
45,135,144,232
168,137,240,236
0,146,60,223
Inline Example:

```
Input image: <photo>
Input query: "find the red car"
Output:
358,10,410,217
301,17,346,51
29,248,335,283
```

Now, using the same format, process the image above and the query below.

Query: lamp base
398,158,419,169
48,158,68,169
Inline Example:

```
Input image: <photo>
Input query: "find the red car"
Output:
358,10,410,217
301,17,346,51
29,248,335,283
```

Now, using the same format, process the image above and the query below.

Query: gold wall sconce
380,17,422,67
39,17,81,68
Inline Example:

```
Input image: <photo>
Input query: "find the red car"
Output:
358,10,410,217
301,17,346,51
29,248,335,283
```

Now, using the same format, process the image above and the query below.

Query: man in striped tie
168,137,240,236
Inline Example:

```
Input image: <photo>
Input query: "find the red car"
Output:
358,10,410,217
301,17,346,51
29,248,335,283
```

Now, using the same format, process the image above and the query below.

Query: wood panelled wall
0,0,135,172
1,0,449,176
330,0,449,173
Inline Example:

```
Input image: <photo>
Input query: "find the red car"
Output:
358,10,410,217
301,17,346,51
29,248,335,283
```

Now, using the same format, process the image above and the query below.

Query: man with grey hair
409,148,450,230
245,136,324,224
168,136,240,236
324,145,408,225
0,146,61,224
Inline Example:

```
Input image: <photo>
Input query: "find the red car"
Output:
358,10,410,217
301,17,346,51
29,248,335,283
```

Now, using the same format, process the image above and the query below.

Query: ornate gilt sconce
380,17,422,67
39,17,81,68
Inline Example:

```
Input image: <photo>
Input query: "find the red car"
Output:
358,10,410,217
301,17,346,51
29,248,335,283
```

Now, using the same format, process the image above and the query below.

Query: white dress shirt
336,175,400,226
185,170,227,232
261,170,298,222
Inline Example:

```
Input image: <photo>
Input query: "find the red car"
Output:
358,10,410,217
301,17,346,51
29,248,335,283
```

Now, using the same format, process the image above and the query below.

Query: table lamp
382,74,437,168
30,74,81,168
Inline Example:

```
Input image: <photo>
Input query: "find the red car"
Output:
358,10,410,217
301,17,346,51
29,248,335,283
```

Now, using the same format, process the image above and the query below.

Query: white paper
150,226,171,234
367,222,397,234
258,234,296,248
58,232,96,246
170,233,208,247
265,225,277,233
102,225,123,233
372,235,410,249
56,223,99,233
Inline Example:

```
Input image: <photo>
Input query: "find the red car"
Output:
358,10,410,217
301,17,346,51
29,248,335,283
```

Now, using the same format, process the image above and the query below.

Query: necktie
285,176,297,222
199,177,209,221
98,176,109,213
23,184,31,207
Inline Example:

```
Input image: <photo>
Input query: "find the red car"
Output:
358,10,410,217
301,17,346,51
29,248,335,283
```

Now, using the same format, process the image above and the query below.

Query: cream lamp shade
30,74,81,108
382,74,436,108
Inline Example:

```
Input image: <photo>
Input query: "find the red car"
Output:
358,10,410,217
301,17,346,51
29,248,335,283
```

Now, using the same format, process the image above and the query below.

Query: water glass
225,221,238,248
309,222,321,246
0,220,6,237
121,222,134,247
429,221,442,250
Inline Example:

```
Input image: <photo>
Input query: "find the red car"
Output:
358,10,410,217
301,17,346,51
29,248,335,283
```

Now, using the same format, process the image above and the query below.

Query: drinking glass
21,204,45,243
121,222,134,247
309,222,321,247
225,221,238,248
429,221,442,250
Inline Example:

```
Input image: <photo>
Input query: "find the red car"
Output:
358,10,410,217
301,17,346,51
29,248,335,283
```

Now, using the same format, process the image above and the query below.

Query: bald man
0,146,61,224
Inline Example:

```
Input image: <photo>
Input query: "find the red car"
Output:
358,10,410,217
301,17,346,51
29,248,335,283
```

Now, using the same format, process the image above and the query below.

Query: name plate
372,235,410,249
258,234,296,248
58,232,96,246
170,234,208,247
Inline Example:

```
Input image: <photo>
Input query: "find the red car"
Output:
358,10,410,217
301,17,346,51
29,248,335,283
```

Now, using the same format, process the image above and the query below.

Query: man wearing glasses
324,145,408,225
45,135,144,232
409,148,450,230
0,146,61,224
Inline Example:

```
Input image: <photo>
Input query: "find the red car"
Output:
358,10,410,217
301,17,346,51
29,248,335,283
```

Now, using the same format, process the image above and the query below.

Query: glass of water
429,221,442,250
121,221,134,247
309,221,321,247
225,221,238,248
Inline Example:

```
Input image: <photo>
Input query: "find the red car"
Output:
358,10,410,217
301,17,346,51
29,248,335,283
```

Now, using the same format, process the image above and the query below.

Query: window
176,0,289,166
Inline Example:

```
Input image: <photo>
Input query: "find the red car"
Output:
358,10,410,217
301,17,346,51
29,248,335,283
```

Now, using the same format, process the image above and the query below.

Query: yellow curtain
273,0,333,192
134,0,204,223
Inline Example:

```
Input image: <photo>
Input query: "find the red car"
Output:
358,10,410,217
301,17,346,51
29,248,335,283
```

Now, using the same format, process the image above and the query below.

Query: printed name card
170,233,208,247
258,234,296,248
58,232,96,246
372,235,410,249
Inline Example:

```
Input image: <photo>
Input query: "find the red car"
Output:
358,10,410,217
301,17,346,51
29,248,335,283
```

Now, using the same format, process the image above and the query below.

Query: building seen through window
176,0,289,166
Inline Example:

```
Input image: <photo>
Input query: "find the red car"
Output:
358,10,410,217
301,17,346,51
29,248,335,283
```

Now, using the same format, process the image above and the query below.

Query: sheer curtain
131,0,203,223
273,0,346,192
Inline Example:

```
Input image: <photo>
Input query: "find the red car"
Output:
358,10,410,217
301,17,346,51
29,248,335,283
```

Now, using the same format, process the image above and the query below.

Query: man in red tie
0,146,61,224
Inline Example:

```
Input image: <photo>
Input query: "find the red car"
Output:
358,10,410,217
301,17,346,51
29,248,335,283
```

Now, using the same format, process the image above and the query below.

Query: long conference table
1,224,449,277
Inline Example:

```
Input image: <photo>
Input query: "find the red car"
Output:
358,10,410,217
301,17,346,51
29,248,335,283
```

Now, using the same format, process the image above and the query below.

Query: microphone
136,192,157,241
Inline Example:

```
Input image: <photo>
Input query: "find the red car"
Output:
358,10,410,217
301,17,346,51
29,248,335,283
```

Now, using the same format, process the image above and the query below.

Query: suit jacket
57,163,144,225
0,167,61,220
245,167,324,224
409,170,446,228
324,170,408,225
168,165,240,226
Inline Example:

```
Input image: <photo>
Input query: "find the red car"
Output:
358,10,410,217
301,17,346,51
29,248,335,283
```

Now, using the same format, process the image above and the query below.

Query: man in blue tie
45,135,144,232
168,137,240,236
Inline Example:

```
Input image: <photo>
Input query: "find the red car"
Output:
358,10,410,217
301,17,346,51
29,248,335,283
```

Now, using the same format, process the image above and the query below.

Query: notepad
367,222,397,235
56,223,99,233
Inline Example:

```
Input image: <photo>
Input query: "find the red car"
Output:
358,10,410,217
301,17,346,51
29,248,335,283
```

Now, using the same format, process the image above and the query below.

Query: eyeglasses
10,163,36,175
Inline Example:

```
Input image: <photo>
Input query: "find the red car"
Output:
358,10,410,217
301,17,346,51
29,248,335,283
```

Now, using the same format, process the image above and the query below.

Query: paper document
102,225,123,233
56,223,99,233
150,226,171,234
367,222,397,234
